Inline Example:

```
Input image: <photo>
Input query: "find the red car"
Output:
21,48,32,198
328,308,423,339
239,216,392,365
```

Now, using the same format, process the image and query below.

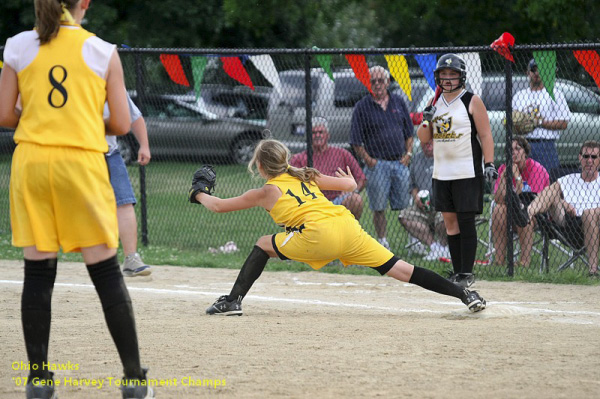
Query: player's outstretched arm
197,186,273,213
316,166,357,192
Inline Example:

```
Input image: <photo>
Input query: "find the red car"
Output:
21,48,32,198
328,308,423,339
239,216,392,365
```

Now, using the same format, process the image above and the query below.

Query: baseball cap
528,58,537,71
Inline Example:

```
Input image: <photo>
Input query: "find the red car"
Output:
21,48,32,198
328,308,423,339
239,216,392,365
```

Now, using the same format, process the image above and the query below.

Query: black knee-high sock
87,255,143,380
457,212,477,274
22,258,57,380
409,266,467,300
447,233,462,274
227,246,270,302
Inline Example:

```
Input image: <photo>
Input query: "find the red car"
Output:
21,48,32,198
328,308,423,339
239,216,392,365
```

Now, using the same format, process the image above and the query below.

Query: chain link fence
1,44,599,279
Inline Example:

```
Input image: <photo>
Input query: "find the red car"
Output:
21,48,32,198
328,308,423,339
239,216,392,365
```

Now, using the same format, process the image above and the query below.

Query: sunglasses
370,78,386,85
581,154,599,159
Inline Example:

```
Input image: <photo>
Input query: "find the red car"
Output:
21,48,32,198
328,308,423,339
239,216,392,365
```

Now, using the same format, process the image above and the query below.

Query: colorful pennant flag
384,55,411,101
490,32,515,62
414,54,437,90
160,54,190,87
463,52,482,97
249,55,282,94
191,57,208,101
221,57,255,90
573,50,600,91
533,50,557,101
345,54,372,94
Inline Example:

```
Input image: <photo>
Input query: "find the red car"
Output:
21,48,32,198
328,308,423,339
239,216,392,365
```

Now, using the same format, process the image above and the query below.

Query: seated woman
492,137,549,267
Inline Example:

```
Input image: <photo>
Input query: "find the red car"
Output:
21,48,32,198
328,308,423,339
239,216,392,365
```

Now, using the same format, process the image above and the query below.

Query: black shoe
462,290,486,313
121,368,154,399
206,295,243,316
26,373,57,399
447,271,459,283
455,273,475,288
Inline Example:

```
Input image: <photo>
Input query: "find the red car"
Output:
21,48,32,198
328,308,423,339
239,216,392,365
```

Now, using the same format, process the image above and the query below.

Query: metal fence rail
1,43,599,278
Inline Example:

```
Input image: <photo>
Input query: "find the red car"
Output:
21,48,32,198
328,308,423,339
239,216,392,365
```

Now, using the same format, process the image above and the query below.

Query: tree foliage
0,0,598,49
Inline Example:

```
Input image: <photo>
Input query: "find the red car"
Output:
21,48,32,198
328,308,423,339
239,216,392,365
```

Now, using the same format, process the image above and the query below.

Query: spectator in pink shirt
290,117,365,219
492,137,549,267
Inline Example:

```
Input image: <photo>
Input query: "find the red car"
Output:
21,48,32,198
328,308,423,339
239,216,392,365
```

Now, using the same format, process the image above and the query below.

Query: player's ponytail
248,139,321,183
35,0,78,45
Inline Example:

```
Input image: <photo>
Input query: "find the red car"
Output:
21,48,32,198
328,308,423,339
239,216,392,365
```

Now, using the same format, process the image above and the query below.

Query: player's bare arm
105,50,130,135
199,185,280,213
470,95,495,163
0,64,20,128
316,166,357,192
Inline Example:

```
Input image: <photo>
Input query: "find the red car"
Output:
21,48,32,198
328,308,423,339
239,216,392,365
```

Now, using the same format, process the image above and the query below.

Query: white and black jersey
431,90,483,181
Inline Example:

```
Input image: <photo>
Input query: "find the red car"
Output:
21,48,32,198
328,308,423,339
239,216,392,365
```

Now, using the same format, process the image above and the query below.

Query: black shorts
432,177,484,214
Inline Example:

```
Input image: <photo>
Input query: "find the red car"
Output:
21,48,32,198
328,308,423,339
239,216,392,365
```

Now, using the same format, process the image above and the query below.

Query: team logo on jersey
433,114,464,140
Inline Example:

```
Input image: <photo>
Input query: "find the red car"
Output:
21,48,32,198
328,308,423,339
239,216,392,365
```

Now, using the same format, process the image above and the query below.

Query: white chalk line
2,279,600,324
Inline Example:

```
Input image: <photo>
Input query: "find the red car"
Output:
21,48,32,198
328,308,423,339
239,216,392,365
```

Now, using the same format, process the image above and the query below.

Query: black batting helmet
434,54,467,90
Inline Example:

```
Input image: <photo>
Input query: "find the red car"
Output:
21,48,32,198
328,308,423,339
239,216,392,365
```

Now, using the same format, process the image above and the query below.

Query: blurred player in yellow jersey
0,0,153,398
189,139,487,317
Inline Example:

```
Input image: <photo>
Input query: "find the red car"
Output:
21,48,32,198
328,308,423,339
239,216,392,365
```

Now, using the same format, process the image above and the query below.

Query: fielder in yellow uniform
189,139,487,317
0,1,152,398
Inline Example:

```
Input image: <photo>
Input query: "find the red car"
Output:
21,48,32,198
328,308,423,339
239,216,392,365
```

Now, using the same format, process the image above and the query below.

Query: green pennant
313,47,334,81
191,56,208,101
533,50,556,101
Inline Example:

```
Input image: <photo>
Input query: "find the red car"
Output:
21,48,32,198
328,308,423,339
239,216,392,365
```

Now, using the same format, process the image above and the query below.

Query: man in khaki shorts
398,140,450,260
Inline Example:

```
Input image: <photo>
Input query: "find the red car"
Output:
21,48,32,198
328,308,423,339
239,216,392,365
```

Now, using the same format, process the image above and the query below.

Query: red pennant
221,57,255,90
573,50,600,91
345,54,372,94
490,32,515,62
159,54,190,86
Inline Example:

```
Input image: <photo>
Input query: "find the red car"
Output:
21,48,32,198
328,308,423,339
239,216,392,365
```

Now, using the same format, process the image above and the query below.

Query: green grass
0,159,597,285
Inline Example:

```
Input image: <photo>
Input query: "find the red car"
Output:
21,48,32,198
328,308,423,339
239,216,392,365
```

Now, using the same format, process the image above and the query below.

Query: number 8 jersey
266,172,351,229
4,23,114,153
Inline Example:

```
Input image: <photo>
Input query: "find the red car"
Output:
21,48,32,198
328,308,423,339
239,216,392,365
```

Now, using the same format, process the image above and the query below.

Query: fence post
304,50,313,167
504,56,514,276
134,52,149,246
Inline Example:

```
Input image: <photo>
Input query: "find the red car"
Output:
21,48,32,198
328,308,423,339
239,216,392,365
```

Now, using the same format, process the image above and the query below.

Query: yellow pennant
0,60,3,69
384,54,412,101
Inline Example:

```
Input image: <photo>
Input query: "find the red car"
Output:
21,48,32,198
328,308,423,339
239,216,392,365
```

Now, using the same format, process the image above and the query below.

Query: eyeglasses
312,129,327,135
370,78,386,85
581,154,599,159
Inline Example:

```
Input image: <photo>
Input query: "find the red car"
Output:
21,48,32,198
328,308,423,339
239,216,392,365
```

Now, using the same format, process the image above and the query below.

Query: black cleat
121,368,155,399
462,290,486,313
455,273,475,288
206,295,243,316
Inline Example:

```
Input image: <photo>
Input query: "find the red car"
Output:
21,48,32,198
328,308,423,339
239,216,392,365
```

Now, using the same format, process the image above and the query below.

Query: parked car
119,93,267,164
266,68,433,154
193,84,271,122
413,75,600,167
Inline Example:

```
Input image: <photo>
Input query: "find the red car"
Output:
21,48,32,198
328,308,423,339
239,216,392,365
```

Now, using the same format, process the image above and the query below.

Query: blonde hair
248,139,321,183
35,0,79,45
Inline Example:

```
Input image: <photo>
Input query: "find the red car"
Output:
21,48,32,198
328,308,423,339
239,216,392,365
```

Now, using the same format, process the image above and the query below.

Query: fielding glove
189,164,216,204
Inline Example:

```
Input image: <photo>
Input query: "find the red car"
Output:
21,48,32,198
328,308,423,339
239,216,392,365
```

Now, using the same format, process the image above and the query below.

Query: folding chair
486,198,543,265
535,213,589,273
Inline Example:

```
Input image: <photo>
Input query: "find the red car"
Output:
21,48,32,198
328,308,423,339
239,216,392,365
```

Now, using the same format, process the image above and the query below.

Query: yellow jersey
266,173,352,230
15,25,108,152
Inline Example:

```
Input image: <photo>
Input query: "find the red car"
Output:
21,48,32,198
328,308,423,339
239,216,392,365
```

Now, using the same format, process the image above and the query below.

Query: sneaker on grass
122,253,152,277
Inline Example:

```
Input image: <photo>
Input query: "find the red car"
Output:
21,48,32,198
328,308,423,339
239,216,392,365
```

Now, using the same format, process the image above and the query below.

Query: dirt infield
1,259,600,398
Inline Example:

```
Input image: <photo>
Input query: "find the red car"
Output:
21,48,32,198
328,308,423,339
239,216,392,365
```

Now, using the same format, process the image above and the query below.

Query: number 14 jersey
266,172,352,229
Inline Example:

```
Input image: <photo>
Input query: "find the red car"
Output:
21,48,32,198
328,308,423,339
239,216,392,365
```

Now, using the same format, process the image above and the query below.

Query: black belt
285,224,305,234
379,156,401,161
